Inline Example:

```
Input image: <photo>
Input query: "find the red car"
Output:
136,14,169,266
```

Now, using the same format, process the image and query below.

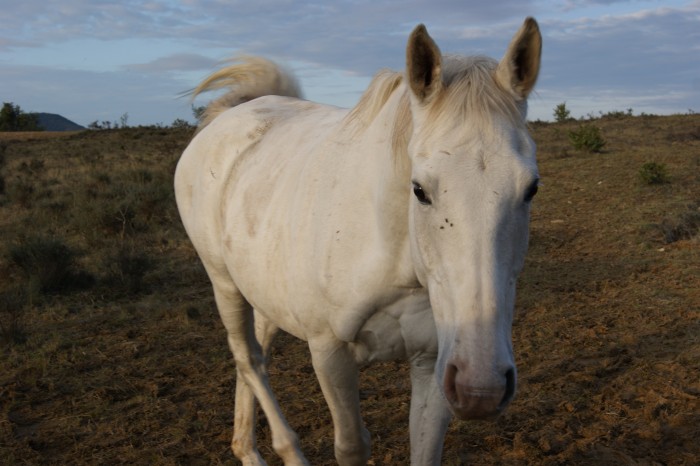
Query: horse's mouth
446,390,508,420
444,367,516,420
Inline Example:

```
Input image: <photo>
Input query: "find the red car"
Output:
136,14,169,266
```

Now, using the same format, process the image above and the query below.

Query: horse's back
175,95,344,251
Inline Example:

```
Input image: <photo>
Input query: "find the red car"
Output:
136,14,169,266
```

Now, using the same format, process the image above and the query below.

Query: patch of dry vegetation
0,114,698,465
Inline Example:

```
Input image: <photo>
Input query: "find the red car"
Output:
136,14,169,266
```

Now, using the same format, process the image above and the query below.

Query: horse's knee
271,430,307,466
231,436,266,466
232,399,263,465
334,426,371,466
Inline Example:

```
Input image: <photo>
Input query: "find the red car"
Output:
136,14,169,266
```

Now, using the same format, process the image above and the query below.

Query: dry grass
0,114,698,465
0,131,83,142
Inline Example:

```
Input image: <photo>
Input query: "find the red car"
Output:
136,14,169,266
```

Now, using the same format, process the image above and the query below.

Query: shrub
171,118,192,129
192,105,206,123
553,102,572,123
103,243,154,294
602,109,633,120
9,176,35,207
78,168,174,240
0,288,28,345
0,102,42,131
9,236,94,294
0,144,5,195
569,124,606,153
659,206,700,244
639,162,670,185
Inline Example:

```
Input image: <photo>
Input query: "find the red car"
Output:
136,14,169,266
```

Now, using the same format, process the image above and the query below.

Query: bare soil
0,115,698,465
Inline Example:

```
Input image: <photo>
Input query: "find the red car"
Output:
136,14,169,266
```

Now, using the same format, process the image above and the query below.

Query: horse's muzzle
443,364,516,420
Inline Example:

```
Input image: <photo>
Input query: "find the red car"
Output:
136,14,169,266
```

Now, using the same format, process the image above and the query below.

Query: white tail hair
191,56,303,129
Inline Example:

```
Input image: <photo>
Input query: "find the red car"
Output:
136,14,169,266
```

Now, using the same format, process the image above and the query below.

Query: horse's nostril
499,368,516,409
443,363,458,403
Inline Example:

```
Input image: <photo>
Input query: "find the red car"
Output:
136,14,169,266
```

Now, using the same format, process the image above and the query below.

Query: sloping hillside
33,112,85,131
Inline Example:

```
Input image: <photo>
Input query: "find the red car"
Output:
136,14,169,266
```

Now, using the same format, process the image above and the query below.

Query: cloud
1,1,537,73
541,3,699,82
526,2,700,116
1,0,698,124
0,63,196,126
123,53,220,73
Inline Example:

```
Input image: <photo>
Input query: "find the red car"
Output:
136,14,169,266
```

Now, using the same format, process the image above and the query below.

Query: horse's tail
190,56,303,130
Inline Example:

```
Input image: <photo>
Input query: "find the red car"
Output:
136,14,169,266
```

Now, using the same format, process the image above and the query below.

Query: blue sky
1,0,698,126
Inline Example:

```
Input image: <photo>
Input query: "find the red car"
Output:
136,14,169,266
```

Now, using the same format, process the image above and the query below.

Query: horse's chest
350,292,437,365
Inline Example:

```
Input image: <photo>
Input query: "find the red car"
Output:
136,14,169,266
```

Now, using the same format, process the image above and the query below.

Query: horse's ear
406,24,442,103
495,17,542,100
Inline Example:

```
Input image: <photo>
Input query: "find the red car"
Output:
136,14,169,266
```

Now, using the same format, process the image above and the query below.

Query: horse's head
404,19,541,420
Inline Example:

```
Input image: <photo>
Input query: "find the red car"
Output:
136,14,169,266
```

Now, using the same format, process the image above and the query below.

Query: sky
1,0,699,127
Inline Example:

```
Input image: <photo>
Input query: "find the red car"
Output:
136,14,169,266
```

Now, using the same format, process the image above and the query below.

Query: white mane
345,55,528,159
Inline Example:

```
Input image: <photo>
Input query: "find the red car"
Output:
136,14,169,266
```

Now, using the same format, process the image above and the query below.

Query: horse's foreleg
232,312,279,466
408,353,452,466
212,283,308,466
309,336,371,466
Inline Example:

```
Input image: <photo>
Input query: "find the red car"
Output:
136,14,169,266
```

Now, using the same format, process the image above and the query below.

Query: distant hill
33,113,85,131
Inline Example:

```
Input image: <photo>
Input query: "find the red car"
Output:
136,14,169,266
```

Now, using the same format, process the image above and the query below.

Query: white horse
175,18,541,466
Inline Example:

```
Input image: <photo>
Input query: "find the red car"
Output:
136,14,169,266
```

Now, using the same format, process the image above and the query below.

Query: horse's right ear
406,24,442,103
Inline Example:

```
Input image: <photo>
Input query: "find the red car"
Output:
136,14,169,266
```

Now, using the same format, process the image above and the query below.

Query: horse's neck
356,87,412,192
354,89,417,285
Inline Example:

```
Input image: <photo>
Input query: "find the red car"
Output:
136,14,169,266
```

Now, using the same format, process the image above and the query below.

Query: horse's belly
224,186,418,343
222,171,321,339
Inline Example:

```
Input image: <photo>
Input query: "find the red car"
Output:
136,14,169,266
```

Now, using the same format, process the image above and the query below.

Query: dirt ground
0,114,698,465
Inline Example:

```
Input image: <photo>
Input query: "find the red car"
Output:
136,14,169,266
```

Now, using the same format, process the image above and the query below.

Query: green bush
553,102,572,123
639,162,670,185
569,124,606,153
0,102,42,131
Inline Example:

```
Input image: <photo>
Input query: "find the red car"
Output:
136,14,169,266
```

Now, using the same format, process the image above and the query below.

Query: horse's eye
524,179,539,203
412,182,432,205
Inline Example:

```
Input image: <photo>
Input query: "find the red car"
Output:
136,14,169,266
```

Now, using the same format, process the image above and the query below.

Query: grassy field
0,114,698,465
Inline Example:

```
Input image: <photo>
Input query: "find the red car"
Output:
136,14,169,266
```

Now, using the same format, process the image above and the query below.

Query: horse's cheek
408,221,434,286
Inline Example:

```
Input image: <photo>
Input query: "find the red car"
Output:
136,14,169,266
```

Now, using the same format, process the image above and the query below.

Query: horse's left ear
495,17,542,100
406,24,442,103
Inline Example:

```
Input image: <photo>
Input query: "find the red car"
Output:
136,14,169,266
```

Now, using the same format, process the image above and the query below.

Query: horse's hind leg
232,311,279,465
211,280,308,465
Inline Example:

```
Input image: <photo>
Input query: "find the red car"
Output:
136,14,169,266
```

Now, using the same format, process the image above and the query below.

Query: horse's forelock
346,55,526,174
427,55,527,136
346,56,527,164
